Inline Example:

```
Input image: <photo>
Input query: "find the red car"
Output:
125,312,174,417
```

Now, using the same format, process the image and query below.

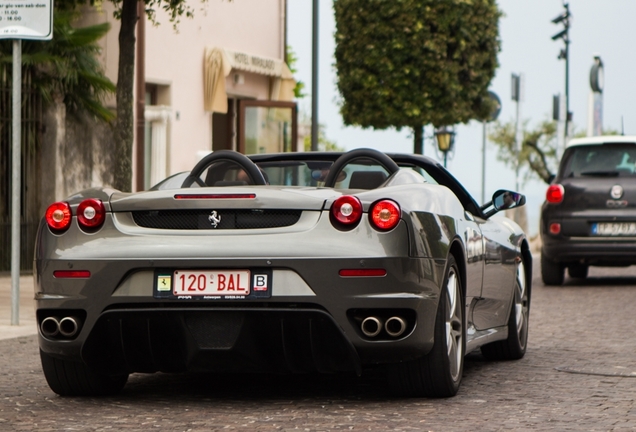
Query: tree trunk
112,0,138,192
413,125,424,155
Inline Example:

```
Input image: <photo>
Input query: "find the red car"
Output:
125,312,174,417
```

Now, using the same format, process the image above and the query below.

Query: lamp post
552,2,571,141
434,127,456,168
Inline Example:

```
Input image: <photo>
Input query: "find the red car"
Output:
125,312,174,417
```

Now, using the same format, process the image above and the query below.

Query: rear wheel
541,254,564,286
388,255,464,398
481,260,529,360
40,351,128,396
568,264,588,279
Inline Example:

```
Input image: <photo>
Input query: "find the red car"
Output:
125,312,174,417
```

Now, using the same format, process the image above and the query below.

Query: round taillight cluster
45,199,106,232
330,196,401,231
77,198,106,229
331,195,363,228
45,202,72,231
546,184,564,204
369,199,401,231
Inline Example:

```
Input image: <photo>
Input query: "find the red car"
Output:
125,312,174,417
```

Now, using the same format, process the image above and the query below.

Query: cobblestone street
1,258,635,431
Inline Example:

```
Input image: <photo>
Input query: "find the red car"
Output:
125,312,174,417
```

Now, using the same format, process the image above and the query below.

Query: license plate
592,222,636,236
173,270,251,297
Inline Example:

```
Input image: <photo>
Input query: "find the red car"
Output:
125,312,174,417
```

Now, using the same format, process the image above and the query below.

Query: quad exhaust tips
361,316,383,337
41,316,60,338
360,315,408,338
385,316,407,337
40,316,81,339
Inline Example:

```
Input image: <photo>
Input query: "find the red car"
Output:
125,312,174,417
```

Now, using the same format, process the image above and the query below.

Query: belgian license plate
173,270,251,297
592,222,636,236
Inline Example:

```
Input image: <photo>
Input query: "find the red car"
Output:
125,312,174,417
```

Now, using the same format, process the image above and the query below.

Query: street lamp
552,2,571,140
434,126,456,168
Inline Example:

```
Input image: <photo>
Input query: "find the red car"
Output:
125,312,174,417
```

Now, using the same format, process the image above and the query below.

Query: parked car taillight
330,195,362,229
546,184,564,204
369,199,400,231
77,199,106,230
45,202,72,232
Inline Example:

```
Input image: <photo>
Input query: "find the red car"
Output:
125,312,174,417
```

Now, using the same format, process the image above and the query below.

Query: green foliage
302,121,344,152
489,119,626,185
334,0,501,135
488,119,559,184
0,12,115,121
286,45,306,99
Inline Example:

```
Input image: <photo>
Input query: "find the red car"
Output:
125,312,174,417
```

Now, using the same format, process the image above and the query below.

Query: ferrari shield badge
208,211,221,228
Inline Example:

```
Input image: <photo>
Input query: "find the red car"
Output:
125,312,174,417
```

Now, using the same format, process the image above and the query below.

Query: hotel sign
225,49,284,77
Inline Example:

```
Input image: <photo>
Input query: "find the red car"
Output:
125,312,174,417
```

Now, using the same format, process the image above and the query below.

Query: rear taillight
549,223,561,235
546,184,564,204
330,195,363,228
77,199,106,230
369,199,401,231
45,202,72,231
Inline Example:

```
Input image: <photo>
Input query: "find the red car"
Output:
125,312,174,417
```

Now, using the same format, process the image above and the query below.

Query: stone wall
40,100,115,215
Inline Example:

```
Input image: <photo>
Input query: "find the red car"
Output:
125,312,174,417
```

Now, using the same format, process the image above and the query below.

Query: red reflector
53,270,91,279
174,194,256,199
339,269,387,277
549,223,561,235
546,184,564,204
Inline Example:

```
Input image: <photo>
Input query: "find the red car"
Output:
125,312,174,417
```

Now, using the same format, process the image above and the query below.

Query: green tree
489,119,623,184
286,45,306,99
334,0,501,154
303,124,344,152
489,119,558,184
0,12,115,121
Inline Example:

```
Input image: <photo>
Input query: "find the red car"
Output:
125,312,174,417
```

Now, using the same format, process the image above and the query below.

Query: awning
204,47,296,113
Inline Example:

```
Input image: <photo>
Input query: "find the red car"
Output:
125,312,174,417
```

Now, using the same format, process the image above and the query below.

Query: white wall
79,0,286,182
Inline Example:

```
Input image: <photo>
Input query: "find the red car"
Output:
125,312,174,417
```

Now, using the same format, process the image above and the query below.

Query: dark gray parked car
35,148,531,398
540,136,636,285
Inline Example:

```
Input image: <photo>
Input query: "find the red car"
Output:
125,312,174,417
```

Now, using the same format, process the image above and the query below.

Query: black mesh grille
131,209,302,230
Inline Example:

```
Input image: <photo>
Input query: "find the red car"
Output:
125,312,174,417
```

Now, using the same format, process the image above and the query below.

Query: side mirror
492,189,526,211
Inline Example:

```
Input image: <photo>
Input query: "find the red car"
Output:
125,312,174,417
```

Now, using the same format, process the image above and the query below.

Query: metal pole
563,3,570,142
310,0,319,151
515,98,521,192
564,31,570,140
11,39,22,326
481,121,486,203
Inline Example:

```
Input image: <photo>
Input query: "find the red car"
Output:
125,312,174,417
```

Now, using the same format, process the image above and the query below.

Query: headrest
348,171,387,189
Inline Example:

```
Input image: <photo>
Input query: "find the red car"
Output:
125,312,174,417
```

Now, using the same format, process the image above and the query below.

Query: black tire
388,255,464,398
481,259,530,360
541,253,564,286
40,350,128,396
568,264,588,279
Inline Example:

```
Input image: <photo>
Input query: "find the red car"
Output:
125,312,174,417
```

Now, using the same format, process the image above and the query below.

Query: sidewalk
0,274,38,340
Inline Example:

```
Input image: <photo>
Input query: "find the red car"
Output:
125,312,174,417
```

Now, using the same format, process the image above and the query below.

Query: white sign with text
0,0,53,40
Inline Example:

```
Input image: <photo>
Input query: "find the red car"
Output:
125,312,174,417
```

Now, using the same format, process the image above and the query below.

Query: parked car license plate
591,222,636,236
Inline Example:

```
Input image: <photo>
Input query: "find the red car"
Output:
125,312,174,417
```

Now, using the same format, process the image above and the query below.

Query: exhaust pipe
361,316,383,337
59,316,80,338
41,317,60,338
385,316,407,338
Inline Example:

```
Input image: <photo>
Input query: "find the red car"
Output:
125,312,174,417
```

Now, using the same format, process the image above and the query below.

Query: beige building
82,0,297,190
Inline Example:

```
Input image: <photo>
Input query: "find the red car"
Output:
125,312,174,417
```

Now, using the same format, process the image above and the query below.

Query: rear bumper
35,256,443,375
541,236,636,265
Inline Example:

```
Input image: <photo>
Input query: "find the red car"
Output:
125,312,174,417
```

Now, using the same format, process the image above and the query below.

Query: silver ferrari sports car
35,148,531,398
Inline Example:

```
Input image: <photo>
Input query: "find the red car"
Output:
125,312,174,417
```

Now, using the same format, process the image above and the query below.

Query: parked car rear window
562,144,636,177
